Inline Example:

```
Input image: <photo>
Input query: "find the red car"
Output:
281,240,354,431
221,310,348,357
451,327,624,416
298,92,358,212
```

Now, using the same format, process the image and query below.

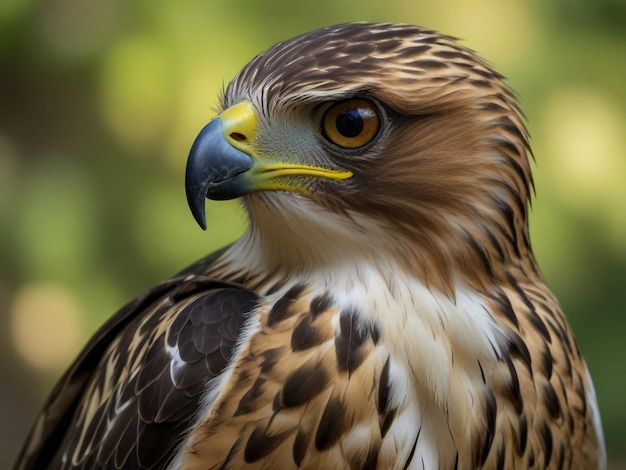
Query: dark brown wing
14,263,259,469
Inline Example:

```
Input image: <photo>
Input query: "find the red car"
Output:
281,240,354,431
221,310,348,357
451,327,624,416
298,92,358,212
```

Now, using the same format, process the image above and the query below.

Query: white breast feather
310,262,505,469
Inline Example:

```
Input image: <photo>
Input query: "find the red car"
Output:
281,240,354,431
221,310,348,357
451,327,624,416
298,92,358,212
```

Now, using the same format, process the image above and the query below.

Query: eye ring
320,99,380,149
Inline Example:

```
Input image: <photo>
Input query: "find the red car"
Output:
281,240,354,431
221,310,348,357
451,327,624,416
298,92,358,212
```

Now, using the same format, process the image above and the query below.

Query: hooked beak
185,118,253,229
185,101,353,230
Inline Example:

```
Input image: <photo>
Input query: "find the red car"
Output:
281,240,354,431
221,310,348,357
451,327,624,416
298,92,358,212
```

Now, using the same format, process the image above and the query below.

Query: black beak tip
197,216,207,231
186,121,219,231
187,187,207,230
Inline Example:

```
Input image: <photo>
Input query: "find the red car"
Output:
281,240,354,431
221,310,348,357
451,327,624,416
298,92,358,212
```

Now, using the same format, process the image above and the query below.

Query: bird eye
321,99,380,149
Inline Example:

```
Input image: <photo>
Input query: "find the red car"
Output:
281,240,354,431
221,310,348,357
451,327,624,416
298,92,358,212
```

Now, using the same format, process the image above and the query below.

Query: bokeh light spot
541,87,626,254
10,283,83,372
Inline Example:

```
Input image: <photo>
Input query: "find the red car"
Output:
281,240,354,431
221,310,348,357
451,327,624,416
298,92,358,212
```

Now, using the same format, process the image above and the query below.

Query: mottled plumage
15,23,605,469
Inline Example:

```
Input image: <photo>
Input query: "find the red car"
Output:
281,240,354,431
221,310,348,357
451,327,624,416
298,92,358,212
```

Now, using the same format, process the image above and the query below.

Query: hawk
15,22,606,469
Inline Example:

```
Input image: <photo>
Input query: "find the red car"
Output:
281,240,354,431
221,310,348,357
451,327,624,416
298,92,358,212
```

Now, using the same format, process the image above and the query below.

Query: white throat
211,195,509,468
238,193,408,275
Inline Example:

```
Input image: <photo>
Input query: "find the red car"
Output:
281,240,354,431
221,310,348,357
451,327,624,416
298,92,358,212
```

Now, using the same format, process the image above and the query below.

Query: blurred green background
1,0,624,467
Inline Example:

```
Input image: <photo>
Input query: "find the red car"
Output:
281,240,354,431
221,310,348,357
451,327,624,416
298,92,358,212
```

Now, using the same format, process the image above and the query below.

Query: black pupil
335,108,364,138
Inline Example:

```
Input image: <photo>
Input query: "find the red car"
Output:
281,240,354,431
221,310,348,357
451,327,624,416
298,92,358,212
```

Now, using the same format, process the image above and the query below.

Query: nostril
230,132,246,142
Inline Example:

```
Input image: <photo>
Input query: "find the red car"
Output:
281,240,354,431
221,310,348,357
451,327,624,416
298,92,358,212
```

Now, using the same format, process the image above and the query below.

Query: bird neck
210,215,513,469
231,193,540,299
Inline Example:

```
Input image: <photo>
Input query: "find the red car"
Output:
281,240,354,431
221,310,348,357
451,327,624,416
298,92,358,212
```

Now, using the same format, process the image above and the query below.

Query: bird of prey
15,22,605,470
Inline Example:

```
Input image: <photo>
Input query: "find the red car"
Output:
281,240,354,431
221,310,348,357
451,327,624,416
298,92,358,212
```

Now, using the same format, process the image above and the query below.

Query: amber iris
321,99,380,149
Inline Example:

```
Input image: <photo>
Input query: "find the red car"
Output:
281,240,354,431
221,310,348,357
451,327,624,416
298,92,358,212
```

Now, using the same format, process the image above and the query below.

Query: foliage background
1,0,624,467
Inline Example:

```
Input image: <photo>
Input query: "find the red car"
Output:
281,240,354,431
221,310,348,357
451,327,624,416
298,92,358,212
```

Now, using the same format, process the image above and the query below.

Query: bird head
186,23,536,293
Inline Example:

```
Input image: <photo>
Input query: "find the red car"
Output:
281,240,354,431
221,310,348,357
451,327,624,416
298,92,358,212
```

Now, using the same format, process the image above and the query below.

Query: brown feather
15,22,604,470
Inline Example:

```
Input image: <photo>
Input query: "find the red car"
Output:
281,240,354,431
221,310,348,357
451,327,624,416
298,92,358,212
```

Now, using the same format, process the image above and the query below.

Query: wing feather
15,271,259,469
